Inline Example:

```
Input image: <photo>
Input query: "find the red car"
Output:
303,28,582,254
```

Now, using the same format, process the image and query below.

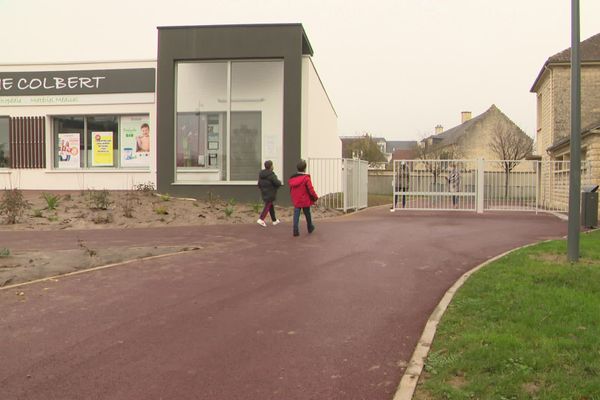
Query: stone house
530,32,600,162
530,32,600,211
421,105,532,165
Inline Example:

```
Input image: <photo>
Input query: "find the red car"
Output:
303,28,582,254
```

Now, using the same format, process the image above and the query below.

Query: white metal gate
392,159,598,213
308,158,368,212
392,159,477,211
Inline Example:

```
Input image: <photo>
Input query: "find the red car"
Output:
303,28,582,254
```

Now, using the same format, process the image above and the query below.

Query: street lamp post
567,0,581,262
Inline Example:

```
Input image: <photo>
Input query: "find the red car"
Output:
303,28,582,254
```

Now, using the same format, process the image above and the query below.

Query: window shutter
9,116,45,169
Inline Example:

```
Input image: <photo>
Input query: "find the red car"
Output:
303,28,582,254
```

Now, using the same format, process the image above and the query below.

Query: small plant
91,213,113,224
41,193,60,211
207,190,220,206
0,189,30,224
77,239,97,257
154,205,169,215
224,205,234,217
160,193,171,202
122,194,136,218
252,202,262,214
32,209,44,218
88,189,112,210
133,181,155,193
0,248,10,257
47,215,59,222
227,198,236,206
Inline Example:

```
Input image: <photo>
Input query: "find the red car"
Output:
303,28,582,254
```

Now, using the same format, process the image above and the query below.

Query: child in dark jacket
257,160,282,227
288,159,319,237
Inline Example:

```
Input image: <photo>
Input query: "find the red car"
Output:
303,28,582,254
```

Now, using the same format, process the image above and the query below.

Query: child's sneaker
272,219,281,226
256,219,267,227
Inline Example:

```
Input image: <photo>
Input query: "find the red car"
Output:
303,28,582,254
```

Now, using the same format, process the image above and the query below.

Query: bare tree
489,121,534,198
415,136,461,185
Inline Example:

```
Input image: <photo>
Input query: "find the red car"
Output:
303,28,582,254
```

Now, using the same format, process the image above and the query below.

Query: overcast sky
1,0,599,140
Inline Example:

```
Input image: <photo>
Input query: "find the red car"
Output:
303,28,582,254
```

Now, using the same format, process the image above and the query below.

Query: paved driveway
0,209,566,400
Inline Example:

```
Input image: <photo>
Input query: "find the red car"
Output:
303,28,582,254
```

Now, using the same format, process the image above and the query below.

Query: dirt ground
0,189,343,287
0,189,342,231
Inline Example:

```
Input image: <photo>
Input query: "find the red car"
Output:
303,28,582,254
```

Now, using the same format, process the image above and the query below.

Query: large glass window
0,117,9,168
54,116,84,168
86,116,119,168
175,60,283,183
52,115,150,169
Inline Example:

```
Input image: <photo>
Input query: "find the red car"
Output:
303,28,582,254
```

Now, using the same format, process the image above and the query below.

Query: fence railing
392,159,599,213
307,158,368,212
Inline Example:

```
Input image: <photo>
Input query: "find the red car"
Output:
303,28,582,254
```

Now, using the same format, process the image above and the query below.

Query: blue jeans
293,207,314,234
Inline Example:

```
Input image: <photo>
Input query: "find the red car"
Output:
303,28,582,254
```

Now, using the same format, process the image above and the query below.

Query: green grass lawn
415,230,600,400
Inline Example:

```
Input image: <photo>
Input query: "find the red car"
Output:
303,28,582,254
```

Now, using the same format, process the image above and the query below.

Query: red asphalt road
0,208,566,400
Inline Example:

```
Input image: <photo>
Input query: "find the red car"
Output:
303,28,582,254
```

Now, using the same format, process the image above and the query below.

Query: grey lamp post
567,0,581,262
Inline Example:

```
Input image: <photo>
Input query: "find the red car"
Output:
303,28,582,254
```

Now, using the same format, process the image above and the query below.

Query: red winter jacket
288,173,319,208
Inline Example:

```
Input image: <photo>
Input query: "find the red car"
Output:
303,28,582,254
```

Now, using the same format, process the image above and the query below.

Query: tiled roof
547,119,600,152
548,32,600,63
391,149,417,160
386,140,417,152
531,32,600,92
425,105,499,146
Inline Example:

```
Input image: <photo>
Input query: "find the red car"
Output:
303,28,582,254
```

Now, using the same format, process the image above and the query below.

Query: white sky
1,0,599,141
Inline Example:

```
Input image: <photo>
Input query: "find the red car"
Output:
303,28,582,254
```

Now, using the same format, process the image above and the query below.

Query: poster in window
121,115,150,167
57,133,80,169
92,131,114,166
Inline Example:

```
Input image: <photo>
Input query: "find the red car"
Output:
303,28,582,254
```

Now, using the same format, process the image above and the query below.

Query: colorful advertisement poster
120,115,150,167
92,131,114,166
57,133,80,169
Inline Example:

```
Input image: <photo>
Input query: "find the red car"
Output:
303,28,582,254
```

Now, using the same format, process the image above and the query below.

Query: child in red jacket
288,159,319,237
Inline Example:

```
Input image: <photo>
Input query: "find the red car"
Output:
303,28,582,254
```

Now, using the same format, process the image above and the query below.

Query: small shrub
160,193,171,202
122,195,136,218
133,181,155,193
78,240,97,257
227,198,237,206
154,205,168,215
207,191,220,205
224,205,234,217
88,190,112,210
32,209,44,218
0,189,30,224
0,248,10,257
252,202,262,214
47,215,58,222
92,213,113,224
41,192,60,211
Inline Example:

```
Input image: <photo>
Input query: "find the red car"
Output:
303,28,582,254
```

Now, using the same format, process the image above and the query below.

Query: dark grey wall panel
157,24,306,204
0,69,155,96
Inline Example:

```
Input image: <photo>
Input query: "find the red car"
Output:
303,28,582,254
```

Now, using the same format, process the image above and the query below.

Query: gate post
476,158,485,214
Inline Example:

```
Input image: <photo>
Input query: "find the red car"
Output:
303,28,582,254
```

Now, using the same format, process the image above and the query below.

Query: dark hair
296,159,307,172
264,160,273,169
141,123,150,130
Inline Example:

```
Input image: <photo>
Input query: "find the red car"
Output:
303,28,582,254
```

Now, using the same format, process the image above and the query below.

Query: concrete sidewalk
0,209,566,400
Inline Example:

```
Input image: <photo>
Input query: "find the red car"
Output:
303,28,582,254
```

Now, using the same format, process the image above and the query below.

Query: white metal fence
392,159,599,214
308,158,368,212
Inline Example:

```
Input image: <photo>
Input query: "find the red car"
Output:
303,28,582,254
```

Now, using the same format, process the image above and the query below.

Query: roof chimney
461,111,472,123
435,124,444,134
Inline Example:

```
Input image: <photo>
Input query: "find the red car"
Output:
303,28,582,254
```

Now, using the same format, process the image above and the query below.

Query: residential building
530,32,600,162
421,105,532,162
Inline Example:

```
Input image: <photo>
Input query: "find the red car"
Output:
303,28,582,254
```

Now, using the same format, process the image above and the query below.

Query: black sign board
0,68,155,96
